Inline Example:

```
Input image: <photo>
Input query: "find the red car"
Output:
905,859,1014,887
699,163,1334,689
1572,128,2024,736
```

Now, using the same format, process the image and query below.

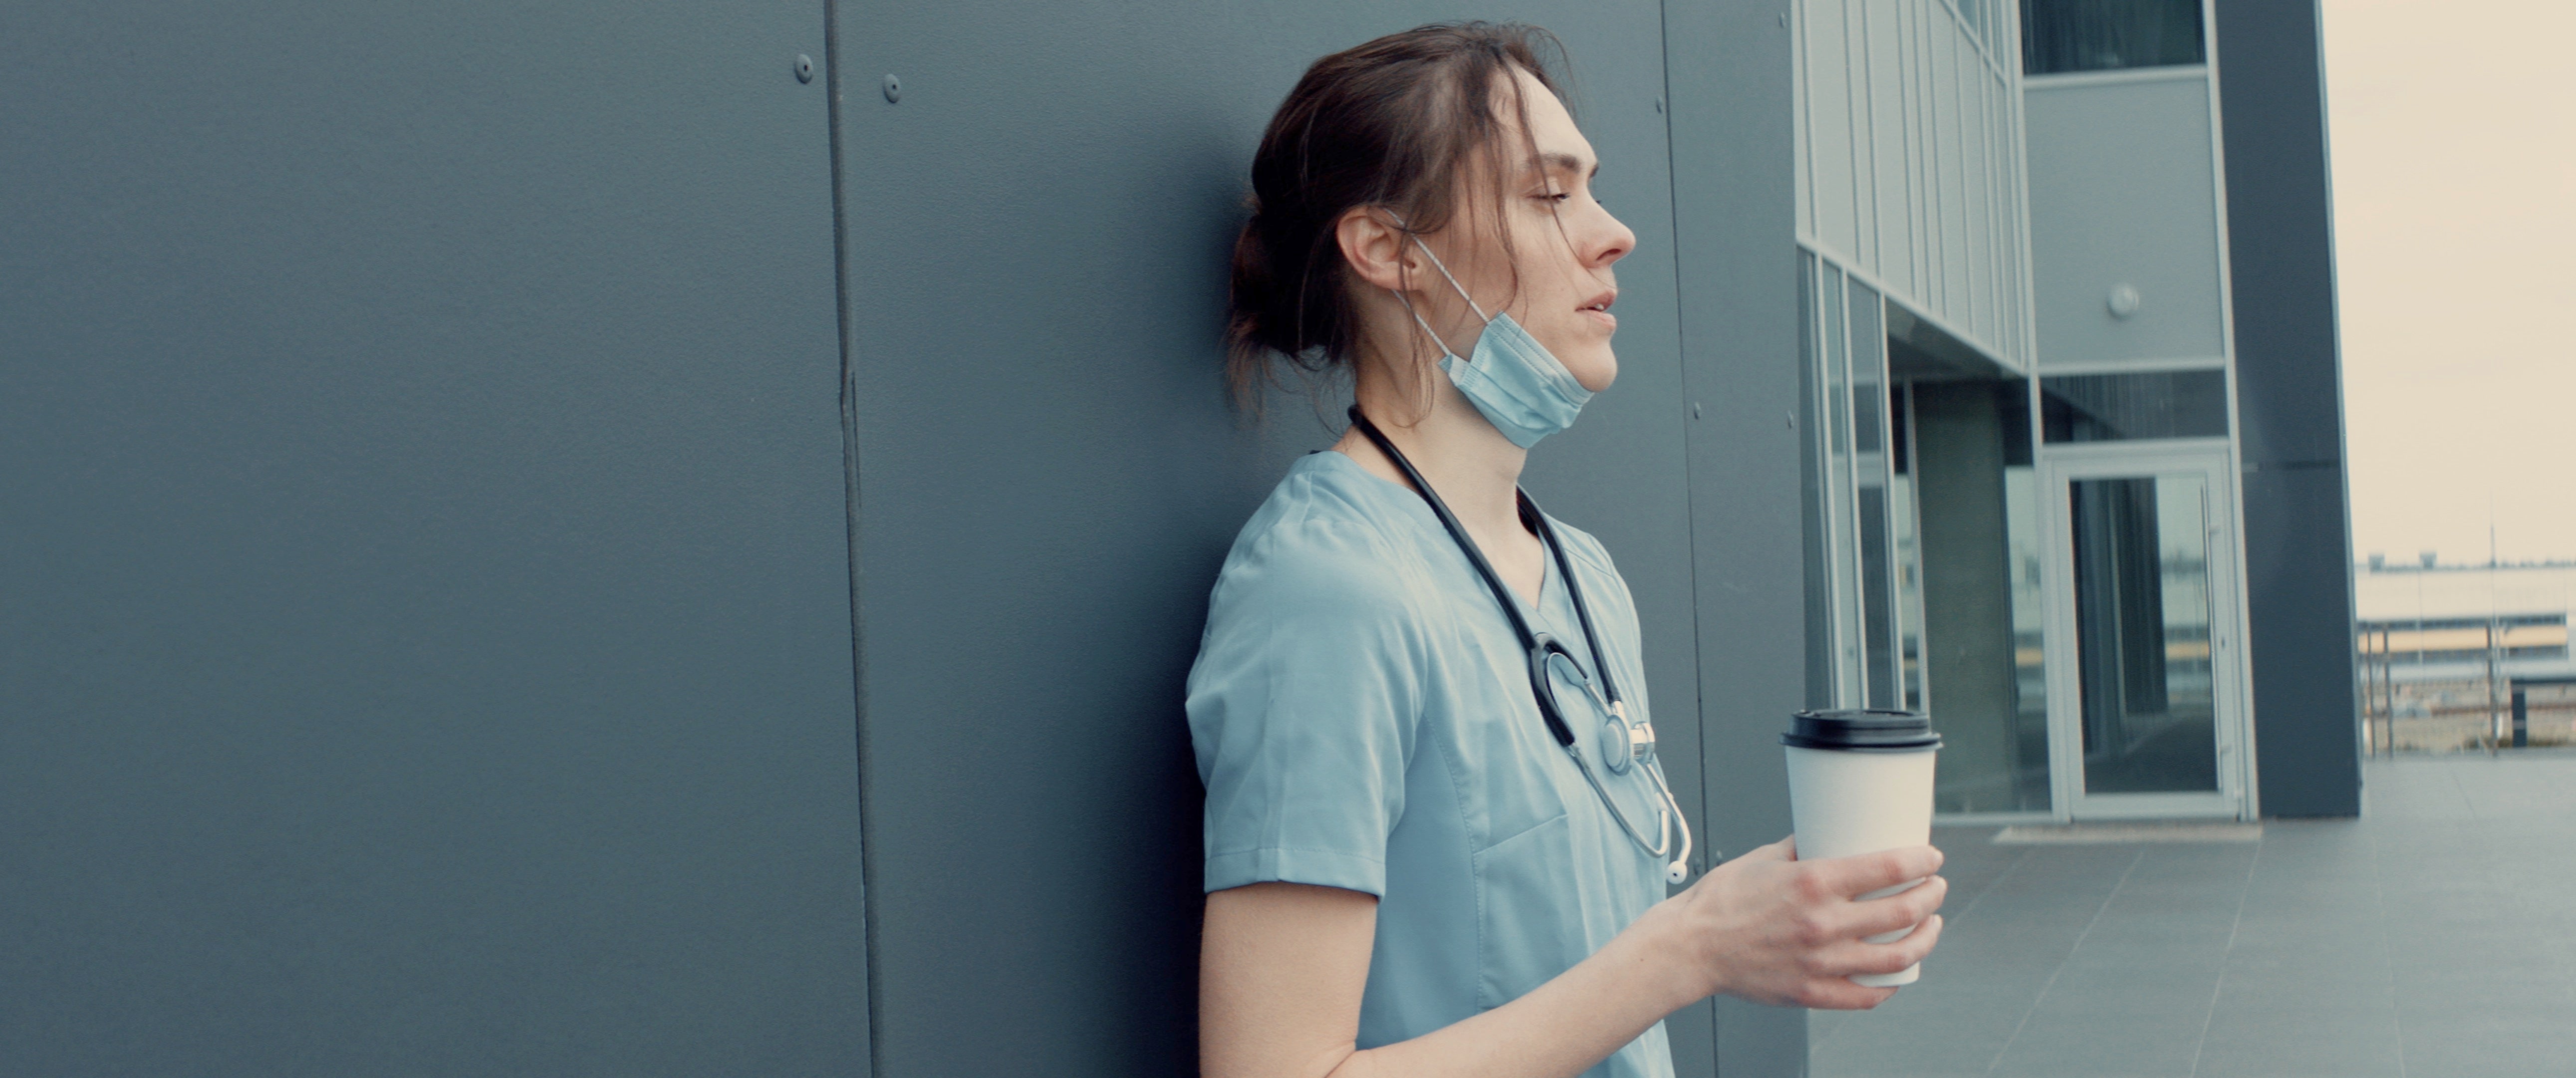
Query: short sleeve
1186,517,1424,897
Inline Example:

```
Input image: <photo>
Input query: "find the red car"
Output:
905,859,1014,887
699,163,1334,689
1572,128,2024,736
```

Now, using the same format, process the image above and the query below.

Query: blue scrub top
1187,450,1674,1078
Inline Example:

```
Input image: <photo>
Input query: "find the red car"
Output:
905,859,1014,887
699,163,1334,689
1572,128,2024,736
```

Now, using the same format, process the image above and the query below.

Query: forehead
1499,67,1594,170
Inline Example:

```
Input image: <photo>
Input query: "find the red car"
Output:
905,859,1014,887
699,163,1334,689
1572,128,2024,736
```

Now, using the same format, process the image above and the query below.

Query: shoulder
1207,454,1429,629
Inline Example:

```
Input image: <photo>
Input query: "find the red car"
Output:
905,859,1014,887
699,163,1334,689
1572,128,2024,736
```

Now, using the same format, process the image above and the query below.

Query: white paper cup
1783,710,1941,988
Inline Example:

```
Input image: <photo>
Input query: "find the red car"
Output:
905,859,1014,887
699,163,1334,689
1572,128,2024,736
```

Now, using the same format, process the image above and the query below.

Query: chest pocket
1472,809,1582,1008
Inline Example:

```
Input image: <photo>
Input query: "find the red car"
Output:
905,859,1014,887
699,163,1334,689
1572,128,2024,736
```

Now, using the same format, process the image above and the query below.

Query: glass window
1820,269,1865,707
1848,279,1898,711
1889,385,1927,714
2041,369,2229,443
2069,474,2219,794
2020,0,2206,76
1803,260,1904,711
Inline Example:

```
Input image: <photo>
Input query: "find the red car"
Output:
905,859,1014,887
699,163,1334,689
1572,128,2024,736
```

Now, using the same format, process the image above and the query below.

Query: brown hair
1224,22,1572,409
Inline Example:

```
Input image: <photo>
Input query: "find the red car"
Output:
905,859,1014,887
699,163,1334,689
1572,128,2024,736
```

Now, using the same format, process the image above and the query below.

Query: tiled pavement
1807,752,2576,1078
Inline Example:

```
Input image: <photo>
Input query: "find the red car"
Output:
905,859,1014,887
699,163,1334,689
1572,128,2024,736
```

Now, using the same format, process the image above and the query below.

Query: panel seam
821,0,884,1073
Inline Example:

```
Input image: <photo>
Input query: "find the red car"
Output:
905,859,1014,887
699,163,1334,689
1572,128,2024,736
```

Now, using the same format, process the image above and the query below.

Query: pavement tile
2193,1007,2407,1078
1987,1008,2208,1077
1811,755,2576,1078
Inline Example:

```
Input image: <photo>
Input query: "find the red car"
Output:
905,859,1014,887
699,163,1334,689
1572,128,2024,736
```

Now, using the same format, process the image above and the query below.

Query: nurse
1189,22,1949,1078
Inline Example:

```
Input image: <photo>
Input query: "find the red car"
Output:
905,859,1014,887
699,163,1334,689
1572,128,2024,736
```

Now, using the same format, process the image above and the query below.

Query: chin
1566,347,1618,393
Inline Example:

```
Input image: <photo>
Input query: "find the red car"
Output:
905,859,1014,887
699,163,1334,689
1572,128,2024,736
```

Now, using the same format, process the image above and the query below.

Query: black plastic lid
1782,709,1942,752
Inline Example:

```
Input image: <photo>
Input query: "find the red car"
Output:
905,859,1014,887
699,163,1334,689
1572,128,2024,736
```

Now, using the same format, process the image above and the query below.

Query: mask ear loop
1383,212,1493,357
1395,290,1462,364
1406,235,1491,323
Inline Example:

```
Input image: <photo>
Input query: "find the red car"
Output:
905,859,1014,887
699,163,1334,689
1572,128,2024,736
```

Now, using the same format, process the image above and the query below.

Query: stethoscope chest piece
1598,707,1656,775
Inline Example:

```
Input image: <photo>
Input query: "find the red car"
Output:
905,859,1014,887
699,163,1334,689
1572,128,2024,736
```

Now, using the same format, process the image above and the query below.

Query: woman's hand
1642,837,1947,1010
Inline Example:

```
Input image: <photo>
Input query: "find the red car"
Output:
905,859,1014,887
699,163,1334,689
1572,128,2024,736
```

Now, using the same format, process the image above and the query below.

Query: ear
1334,206,1415,294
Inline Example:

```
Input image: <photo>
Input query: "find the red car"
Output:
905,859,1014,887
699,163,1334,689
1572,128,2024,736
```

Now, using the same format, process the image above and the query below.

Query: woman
1188,23,1947,1078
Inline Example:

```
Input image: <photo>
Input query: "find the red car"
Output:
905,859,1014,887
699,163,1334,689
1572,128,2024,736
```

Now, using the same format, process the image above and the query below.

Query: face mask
1401,236,1594,449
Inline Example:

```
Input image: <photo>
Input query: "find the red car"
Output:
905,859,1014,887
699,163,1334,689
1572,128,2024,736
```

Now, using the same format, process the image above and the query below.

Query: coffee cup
1783,709,1942,987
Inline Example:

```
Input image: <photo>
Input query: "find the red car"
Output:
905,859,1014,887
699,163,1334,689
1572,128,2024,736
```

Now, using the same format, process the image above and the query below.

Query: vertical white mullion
2006,0,2036,369
2199,0,2259,816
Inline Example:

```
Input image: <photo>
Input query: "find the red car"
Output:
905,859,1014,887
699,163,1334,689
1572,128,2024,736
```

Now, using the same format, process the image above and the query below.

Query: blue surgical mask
1400,237,1594,448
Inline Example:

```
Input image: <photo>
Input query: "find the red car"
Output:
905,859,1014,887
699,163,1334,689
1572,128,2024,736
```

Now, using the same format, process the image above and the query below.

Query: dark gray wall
3,0,1816,1073
0,3,867,1073
1663,2,1813,1072
2213,0,2360,816
833,0,1806,1073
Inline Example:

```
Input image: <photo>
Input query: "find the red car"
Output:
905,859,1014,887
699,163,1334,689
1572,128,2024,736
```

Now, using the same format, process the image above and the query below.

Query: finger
1810,844,1944,898
1867,913,1944,972
1797,977,1900,1011
1843,874,1949,938
1820,913,1945,977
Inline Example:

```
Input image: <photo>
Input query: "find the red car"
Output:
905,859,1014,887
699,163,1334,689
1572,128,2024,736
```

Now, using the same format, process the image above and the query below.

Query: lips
1578,289,1618,331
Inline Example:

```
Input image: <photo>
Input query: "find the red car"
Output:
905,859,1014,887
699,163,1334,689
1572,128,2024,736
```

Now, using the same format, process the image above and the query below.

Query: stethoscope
1348,406,1695,884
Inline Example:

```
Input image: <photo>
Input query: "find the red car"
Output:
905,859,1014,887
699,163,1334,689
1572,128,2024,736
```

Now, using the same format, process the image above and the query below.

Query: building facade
1,0,2347,1074
1794,0,2356,824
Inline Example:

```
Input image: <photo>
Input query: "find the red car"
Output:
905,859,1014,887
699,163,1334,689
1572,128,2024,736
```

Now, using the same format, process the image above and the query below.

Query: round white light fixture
2107,283,2143,319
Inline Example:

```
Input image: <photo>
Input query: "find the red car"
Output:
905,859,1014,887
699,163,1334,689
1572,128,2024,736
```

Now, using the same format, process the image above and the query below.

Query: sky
2323,0,2576,565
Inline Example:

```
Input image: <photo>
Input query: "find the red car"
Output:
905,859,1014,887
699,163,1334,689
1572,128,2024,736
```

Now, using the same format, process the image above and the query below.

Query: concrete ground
1808,752,2576,1078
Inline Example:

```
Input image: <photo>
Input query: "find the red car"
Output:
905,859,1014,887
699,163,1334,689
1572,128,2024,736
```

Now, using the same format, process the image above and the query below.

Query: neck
1334,358,1530,540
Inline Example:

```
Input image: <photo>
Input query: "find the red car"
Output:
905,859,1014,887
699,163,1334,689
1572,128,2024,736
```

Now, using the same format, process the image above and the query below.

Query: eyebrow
1526,152,1599,179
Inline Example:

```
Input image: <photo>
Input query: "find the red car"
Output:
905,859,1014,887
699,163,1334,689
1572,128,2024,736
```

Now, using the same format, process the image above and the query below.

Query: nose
1586,201,1635,270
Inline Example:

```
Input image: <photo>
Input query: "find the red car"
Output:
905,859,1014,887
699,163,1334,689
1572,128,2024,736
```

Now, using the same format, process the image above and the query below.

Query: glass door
2040,445,2250,819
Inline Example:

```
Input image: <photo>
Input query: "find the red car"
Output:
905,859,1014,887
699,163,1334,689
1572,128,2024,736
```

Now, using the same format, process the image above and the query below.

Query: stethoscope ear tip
1665,861,1689,885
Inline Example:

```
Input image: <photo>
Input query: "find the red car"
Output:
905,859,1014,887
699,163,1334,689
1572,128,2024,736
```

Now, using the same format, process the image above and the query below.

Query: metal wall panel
831,0,1772,1072
2212,0,2360,816
1808,0,1864,260
2024,75,2230,366
0,3,865,1073
1868,0,1916,298
1,0,1832,1071
1937,34,1969,330
1964,45,1991,345
1798,0,2027,369
1667,1,1814,1073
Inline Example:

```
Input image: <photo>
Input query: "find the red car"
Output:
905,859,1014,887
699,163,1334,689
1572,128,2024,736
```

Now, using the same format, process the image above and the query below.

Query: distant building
2355,564,2576,683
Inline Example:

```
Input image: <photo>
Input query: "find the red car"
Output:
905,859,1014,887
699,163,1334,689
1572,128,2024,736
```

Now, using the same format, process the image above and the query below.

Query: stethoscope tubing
1346,407,1693,879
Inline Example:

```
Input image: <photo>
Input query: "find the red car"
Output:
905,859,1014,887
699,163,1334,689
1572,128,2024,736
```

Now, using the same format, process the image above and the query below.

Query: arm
1200,840,1948,1078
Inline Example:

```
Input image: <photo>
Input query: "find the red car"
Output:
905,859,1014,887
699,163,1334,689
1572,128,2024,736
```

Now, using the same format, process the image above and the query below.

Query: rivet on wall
882,74,902,103
794,54,814,83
